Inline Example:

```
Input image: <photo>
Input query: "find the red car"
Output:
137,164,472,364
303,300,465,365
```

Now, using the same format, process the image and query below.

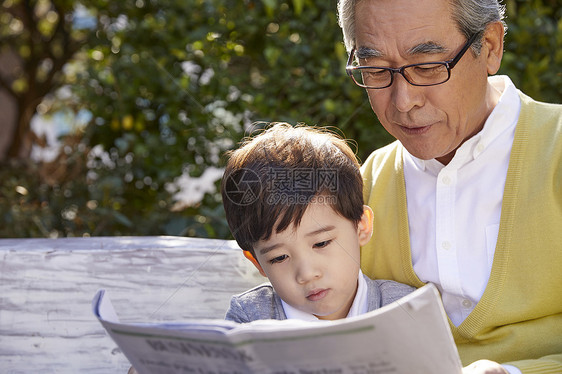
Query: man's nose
391,73,425,113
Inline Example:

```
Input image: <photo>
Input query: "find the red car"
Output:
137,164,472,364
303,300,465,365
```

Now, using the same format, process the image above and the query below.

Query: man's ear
243,250,267,277
483,21,504,75
357,205,374,246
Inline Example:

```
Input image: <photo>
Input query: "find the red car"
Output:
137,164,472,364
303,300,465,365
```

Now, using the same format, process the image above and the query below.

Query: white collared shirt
403,75,521,327
281,269,368,321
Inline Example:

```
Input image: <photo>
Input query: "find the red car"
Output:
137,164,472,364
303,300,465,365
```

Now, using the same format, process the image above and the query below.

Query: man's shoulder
516,91,562,154
361,140,403,180
519,90,562,109
363,140,402,166
518,91,562,124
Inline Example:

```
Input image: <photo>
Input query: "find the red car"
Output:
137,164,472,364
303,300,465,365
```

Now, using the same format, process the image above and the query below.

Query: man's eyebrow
407,41,448,55
355,42,448,60
356,46,383,59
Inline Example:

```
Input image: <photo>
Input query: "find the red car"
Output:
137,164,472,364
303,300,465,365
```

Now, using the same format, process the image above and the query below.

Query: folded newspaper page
93,284,462,374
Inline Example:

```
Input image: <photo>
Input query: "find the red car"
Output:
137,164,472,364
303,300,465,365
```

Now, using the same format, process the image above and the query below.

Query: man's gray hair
338,0,506,55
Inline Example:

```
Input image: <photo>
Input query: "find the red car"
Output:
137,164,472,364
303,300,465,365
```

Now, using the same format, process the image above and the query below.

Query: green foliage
1,0,560,238
500,0,562,103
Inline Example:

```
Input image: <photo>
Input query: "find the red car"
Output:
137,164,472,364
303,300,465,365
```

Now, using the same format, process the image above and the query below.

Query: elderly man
338,0,562,373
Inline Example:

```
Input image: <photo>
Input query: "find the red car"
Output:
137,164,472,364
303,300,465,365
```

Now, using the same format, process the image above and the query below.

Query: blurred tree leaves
0,0,560,238
500,0,562,102
0,0,89,159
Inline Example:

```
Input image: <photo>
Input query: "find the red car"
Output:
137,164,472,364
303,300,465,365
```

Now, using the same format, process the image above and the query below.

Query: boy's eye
269,254,288,264
313,240,332,249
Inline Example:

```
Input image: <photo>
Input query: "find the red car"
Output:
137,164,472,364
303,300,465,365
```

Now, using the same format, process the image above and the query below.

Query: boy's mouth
306,288,329,301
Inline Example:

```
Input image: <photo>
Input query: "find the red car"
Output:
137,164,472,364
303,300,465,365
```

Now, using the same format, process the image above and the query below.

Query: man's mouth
398,123,433,135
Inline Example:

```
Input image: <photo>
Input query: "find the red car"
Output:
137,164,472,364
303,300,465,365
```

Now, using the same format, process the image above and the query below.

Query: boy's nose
295,259,321,284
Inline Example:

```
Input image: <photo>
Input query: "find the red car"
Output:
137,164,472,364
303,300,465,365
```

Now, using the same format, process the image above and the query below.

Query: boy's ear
243,250,267,277
357,205,374,246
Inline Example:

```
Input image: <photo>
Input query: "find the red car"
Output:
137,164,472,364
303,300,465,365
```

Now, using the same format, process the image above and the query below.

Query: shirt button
474,143,485,158
442,175,452,185
442,241,451,250
462,299,472,308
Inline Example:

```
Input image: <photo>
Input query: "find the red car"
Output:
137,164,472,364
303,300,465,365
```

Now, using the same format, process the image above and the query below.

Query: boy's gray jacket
225,274,415,323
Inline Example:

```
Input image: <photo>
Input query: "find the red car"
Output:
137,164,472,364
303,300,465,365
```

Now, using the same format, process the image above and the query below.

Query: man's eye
314,240,332,249
411,64,446,76
269,255,288,264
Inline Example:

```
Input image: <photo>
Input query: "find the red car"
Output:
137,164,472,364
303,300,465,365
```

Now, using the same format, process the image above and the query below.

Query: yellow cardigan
360,92,562,373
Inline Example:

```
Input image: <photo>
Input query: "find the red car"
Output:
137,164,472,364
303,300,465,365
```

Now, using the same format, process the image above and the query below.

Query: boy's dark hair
221,123,364,257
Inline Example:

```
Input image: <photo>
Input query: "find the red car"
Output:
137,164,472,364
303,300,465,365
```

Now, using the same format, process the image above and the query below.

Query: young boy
221,123,415,323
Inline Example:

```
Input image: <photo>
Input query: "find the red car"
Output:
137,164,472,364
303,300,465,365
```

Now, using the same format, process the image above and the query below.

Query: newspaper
93,284,462,374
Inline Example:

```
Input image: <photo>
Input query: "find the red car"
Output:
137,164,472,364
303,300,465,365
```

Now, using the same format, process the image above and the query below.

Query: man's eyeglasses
346,33,479,89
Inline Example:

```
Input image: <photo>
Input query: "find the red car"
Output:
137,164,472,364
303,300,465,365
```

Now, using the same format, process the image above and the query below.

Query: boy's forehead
256,201,341,255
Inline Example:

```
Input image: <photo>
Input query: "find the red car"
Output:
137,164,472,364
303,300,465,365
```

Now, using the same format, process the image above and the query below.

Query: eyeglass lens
350,63,450,88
